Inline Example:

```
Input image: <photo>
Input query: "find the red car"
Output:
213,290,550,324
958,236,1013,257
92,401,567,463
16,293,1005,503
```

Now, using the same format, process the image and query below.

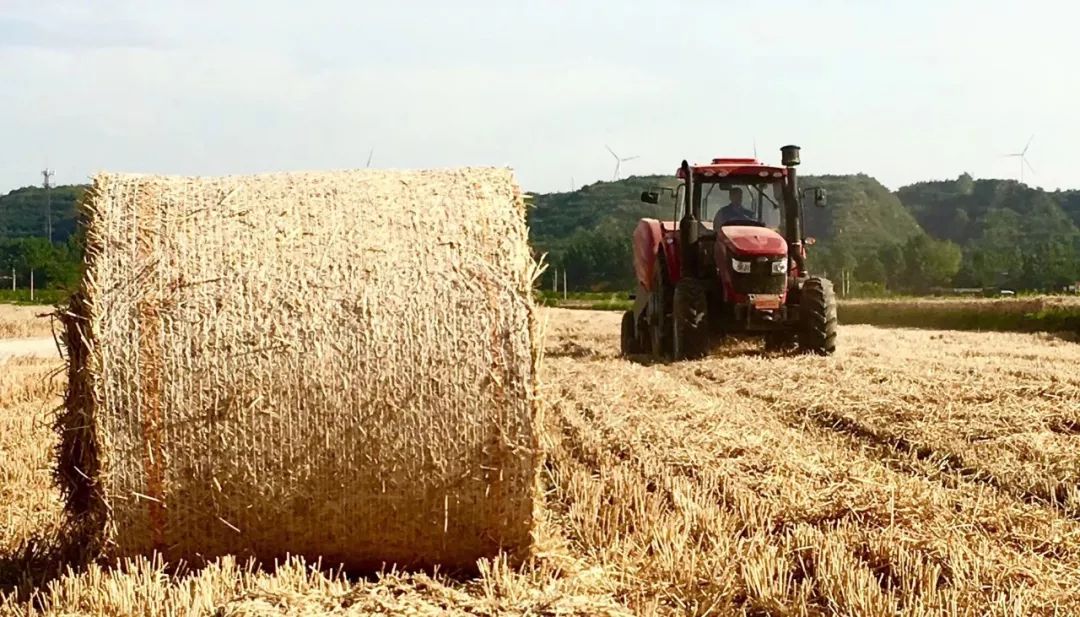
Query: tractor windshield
698,180,784,232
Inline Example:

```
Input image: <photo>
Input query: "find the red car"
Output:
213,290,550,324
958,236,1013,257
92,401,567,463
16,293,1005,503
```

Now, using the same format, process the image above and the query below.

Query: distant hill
527,175,677,247
898,174,1080,243
527,173,923,260
525,173,931,292
0,173,1076,293
801,174,923,250
897,174,1080,289
0,185,86,242
527,172,1080,292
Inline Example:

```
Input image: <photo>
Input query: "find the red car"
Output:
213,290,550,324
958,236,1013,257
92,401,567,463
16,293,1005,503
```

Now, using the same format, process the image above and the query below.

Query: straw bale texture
57,168,539,570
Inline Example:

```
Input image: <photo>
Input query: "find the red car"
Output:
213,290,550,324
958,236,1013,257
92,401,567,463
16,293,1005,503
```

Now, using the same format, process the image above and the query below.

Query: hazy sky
1,1,1076,194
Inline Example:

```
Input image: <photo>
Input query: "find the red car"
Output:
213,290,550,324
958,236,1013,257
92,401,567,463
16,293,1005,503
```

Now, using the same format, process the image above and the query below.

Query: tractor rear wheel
620,310,639,356
797,277,838,355
673,278,709,360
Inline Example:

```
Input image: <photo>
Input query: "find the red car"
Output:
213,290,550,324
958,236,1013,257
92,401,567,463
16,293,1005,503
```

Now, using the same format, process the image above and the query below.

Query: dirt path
0,337,61,362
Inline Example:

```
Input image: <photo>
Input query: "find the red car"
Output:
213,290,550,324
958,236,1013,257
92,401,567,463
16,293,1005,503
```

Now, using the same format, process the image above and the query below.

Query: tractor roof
676,157,788,180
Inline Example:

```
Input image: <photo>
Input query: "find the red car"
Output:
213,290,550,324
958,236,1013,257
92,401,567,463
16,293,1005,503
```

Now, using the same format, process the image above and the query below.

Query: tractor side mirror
813,188,827,208
640,191,660,204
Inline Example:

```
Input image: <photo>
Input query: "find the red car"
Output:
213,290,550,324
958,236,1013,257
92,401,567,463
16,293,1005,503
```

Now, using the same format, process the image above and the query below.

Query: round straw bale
57,168,539,570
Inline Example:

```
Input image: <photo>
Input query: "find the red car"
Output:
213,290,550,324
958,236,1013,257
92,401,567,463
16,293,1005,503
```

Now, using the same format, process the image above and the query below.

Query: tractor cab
679,163,789,286
680,158,787,230
627,146,837,360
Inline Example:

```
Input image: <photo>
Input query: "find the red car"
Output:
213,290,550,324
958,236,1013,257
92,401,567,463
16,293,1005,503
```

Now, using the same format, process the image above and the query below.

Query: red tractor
622,145,837,360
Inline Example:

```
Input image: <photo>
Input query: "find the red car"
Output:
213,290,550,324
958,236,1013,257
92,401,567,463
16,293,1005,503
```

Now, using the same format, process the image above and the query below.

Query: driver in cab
713,188,758,227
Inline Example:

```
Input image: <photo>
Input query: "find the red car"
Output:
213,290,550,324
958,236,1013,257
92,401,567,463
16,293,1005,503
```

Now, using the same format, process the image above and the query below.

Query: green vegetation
0,185,86,242
535,290,632,312
0,237,83,289
0,186,86,301
899,175,1080,291
1,173,1078,306
528,176,677,292
802,174,923,254
0,288,68,305
529,174,939,293
529,173,1080,296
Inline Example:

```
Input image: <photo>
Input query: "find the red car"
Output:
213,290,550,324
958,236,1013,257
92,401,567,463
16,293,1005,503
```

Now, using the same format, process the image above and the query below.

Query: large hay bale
58,168,539,570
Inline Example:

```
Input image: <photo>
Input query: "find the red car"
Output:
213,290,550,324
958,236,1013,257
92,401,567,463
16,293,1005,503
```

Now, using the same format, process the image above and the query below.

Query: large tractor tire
620,310,640,356
673,278,709,360
797,277,838,355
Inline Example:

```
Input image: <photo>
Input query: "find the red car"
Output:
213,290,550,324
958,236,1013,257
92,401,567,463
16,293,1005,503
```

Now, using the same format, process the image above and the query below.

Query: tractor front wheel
620,310,640,356
797,277,838,355
673,278,709,360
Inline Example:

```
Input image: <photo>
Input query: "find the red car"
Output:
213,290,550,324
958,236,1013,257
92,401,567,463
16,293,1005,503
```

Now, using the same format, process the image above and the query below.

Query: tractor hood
719,225,787,257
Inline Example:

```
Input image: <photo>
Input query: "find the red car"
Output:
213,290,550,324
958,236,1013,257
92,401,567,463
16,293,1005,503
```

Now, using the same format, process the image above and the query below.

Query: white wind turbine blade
1022,134,1034,156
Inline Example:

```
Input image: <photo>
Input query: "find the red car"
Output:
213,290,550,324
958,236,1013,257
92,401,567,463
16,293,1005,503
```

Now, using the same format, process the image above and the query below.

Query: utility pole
42,169,55,243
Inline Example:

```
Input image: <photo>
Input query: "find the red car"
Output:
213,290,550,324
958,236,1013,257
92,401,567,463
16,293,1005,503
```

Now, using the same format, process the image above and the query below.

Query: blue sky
0,1,1075,194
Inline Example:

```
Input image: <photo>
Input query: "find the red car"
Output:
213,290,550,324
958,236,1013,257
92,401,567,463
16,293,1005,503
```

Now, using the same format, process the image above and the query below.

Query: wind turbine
605,145,639,180
1005,135,1036,183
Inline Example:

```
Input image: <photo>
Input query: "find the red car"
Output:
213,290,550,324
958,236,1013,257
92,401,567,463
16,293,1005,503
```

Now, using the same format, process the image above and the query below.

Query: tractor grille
732,261,786,295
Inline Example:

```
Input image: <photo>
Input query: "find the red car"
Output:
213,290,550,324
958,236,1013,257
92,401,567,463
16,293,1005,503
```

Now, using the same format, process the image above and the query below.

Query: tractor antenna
1004,135,1035,183
605,145,639,180
753,138,758,159
366,148,374,168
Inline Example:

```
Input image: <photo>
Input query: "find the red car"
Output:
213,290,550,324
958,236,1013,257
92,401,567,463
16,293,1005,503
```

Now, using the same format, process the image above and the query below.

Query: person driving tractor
713,187,758,227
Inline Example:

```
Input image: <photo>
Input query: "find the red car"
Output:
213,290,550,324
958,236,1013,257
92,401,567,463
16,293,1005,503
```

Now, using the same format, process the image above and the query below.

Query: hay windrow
58,168,539,570
839,296,1080,334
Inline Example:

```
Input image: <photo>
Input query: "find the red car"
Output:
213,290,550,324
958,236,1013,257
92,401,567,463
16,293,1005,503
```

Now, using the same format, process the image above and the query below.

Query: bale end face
59,168,540,570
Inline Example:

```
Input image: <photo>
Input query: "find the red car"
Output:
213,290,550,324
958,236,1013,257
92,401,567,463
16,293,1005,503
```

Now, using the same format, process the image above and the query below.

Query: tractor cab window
698,181,783,231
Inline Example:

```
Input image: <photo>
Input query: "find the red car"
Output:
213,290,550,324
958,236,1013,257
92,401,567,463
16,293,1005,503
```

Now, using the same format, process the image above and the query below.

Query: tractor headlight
731,258,752,274
771,259,788,274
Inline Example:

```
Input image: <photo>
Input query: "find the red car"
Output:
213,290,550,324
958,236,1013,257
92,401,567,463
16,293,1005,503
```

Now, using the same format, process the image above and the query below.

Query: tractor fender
633,218,680,292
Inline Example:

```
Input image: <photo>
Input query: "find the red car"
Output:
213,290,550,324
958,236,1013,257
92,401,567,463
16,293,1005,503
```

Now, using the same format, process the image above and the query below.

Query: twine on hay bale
56,168,540,571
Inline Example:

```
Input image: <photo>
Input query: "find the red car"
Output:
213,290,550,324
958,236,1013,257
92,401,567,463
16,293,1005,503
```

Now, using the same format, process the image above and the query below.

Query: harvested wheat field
0,306,52,340
3,307,1080,615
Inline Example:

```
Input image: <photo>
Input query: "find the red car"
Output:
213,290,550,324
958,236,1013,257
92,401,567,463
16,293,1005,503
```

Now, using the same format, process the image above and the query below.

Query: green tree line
530,173,1080,295
0,236,83,290
2,172,1078,296
0,185,86,291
